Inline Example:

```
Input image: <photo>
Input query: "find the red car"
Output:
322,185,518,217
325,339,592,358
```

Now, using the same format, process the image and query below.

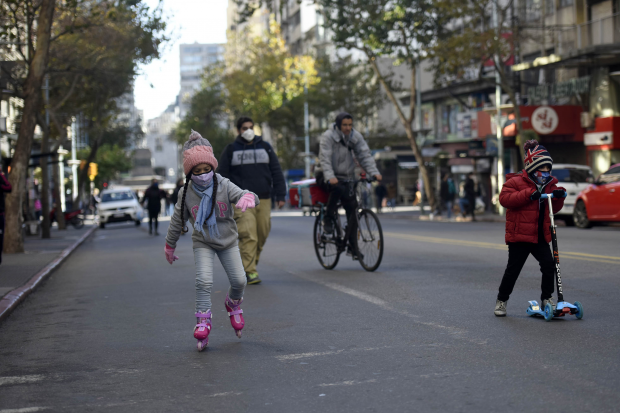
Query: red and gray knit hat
523,140,553,174
182,130,219,175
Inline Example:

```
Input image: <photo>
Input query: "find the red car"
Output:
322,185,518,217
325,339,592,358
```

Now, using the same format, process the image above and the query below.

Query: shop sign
584,132,614,146
457,112,478,139
528,76,590,102
531,106,559,134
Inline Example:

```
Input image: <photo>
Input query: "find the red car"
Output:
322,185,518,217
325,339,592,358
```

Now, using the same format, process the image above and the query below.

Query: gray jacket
318,126,379,181
165,174,259,251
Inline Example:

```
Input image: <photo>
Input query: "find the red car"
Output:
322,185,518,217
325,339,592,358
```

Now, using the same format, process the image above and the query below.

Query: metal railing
557,13,620,54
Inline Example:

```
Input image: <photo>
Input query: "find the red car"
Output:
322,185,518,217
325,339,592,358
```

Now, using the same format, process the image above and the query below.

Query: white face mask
241,129,255,142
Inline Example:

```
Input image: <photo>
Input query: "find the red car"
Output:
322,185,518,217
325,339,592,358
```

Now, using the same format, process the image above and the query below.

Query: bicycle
312,174,384,272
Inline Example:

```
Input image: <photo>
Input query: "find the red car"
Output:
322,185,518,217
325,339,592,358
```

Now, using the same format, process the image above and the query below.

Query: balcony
557,13,620,54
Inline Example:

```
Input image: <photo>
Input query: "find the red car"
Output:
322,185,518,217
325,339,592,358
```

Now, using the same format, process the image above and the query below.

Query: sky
134,0,228,121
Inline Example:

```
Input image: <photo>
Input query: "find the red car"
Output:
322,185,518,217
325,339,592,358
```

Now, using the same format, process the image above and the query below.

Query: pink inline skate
194,310,212,351
225,295,244,338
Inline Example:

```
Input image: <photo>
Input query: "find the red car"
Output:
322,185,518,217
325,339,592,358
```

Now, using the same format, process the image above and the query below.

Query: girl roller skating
494,140,566,317
165,130,259,351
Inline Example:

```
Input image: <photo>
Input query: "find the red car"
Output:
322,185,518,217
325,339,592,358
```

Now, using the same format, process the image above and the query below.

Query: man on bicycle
316,112,382,258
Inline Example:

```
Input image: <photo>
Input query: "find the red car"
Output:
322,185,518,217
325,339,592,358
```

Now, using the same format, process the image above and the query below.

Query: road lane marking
276,347,386,361
385,232,620,264
318,379,378,387
0,375,45,387
209,392,242,397
281,268,486,346
0,408,49,413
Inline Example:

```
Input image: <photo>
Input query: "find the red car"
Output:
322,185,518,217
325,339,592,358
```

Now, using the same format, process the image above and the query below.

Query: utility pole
58,146,68,212
70,117,79,198
494,0,505,215
303,80,310,179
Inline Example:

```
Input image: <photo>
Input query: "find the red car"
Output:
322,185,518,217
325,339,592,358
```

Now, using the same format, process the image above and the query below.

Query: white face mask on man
241,129,255,142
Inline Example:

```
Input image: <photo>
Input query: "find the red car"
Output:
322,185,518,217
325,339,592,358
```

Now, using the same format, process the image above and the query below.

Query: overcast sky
135,0,228,121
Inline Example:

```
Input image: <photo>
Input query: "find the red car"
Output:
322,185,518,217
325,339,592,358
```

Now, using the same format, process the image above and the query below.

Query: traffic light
88,163,98,181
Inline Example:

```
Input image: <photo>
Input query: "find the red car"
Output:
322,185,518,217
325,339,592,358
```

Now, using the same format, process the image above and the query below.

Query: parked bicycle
313,175,384,272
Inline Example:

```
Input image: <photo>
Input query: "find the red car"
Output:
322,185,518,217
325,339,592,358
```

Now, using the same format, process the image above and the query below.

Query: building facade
144,103,181,183
179,43,225,118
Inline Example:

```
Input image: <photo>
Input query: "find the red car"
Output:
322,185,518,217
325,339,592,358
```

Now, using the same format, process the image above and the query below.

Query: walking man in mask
218,117,286,285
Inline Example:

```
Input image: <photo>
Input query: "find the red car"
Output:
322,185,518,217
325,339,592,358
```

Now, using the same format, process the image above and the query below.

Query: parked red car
573,164,620,228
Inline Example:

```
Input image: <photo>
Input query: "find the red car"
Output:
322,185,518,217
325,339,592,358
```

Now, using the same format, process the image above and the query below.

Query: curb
0,225,97,322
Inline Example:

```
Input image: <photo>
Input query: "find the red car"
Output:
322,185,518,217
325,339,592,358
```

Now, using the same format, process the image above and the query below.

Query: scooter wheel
544,303,554,321
574,301,584,320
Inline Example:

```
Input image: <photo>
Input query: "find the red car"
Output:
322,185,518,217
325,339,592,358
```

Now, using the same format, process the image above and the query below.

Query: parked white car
551,164,594,226
98,186,144,229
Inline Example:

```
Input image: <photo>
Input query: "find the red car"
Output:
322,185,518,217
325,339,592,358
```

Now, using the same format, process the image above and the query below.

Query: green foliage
77,144,133,188
223,18,318,124
173,65,233,161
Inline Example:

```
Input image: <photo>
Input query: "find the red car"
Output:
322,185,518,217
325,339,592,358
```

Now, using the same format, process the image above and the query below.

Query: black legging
497,242,555,302
148,210,159,233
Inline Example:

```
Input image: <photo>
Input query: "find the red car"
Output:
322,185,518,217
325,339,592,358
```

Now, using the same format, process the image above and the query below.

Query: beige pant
234,198,272,275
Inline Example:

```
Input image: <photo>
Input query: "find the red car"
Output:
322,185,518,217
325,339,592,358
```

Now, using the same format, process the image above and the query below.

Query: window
551,168,593,183
559,0,573,8
155,137,163,152
544,0,554,15
102,191,134,202
598,166,620,184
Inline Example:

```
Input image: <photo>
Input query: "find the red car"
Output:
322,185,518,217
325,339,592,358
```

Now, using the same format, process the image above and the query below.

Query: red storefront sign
503,105,584,141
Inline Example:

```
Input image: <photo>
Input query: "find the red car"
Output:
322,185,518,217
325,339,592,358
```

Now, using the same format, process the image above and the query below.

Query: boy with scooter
494,140,567,317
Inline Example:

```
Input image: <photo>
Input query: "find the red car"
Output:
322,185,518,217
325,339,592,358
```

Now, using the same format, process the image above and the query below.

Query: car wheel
573,201,592,229
135,220,141,226
99,222,106,229
563,216,575,226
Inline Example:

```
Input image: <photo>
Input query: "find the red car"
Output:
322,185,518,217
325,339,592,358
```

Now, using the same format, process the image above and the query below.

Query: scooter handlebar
540,191,567,199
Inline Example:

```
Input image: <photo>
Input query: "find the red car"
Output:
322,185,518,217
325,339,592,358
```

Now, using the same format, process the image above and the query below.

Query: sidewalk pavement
0,225,96,306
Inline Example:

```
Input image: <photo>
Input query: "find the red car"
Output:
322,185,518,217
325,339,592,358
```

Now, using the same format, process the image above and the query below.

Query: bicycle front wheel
356,209,384,272
313,214,341,270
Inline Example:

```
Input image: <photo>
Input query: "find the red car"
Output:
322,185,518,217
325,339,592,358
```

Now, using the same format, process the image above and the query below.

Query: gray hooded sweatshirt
318,126,380,181
165,173,259,251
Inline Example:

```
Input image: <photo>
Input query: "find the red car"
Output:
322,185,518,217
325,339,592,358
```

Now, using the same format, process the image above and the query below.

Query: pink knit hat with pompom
183,130,219,175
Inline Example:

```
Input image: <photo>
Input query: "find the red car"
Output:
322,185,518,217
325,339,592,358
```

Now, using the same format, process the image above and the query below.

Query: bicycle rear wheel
356,209,384,272
314,214,341,270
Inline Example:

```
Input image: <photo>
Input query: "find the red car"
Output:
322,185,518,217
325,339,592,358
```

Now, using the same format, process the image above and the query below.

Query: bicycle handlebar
540,192,567,199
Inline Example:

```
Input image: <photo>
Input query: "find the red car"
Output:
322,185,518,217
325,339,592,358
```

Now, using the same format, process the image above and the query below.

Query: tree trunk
40,122,51,239
4,0,57,253
51,153,66,230
404,124,437,210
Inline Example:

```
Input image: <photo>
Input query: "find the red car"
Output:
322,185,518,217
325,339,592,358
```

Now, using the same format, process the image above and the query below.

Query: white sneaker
542,297,556,311
494,300,507,317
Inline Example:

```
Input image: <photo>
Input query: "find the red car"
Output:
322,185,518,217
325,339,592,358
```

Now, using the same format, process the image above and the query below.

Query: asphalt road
1,214,619,412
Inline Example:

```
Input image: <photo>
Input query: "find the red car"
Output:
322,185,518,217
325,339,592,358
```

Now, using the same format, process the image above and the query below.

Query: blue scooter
526,192,584,321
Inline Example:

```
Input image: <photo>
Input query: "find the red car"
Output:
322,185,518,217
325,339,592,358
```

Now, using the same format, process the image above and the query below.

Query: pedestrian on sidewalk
0,170,12,265
141,179,167,235
494,140,567,317
464,173,477,221
440,174,456,219
165,130,259,351
218,117,286,285
375,182,387,213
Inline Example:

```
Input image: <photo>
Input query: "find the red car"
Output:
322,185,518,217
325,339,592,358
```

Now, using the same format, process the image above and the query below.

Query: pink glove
235,193,256,212
165,244,179,265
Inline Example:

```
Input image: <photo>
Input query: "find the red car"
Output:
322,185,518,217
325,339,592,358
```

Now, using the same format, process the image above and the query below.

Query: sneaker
323,217,334,234
542,297,556,311
246,272,261,285
346,247,363,261
494,299,507,317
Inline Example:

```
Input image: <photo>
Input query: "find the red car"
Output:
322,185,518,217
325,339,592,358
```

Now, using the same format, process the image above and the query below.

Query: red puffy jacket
499,170,565,244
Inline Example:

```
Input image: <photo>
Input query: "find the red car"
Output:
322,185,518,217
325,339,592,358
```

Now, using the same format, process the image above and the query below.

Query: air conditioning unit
580,112,593,128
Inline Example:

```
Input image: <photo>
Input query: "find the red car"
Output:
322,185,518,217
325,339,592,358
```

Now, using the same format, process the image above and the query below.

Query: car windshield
598,167,620,184
101,191,134,202
552,168,593,183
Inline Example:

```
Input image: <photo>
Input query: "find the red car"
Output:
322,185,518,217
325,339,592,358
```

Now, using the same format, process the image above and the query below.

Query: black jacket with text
218,135,286,201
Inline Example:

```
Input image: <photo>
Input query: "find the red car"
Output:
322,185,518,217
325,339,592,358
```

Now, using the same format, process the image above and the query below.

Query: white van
551,164,594,226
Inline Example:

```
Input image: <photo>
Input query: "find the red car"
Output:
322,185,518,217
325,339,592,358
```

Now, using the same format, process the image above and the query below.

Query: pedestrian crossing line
384,232,620,265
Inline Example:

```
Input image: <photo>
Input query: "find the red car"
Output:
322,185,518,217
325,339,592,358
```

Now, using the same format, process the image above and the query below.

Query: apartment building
179,43,225,118
144,102,181,183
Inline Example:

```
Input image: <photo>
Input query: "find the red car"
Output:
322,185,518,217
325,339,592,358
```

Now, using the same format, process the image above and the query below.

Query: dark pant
323,181,358,251
497,242,555,302
148,210,159,233
0,214,4,264
467,195,476,219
